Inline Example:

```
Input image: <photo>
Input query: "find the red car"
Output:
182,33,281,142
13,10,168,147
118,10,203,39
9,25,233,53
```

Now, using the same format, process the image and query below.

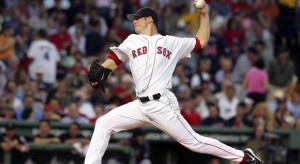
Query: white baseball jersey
28,39,60,84
85,34,245,164
110,34,195,96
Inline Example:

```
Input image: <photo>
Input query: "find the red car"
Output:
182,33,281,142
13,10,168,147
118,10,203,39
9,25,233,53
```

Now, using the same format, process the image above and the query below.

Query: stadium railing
0,121,299,163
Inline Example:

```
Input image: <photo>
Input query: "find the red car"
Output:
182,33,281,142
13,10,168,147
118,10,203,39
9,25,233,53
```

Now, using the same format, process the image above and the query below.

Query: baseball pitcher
85,1,263,164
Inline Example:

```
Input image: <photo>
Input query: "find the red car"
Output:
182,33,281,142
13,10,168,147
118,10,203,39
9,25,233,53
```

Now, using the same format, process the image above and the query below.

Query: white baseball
194,0,205,9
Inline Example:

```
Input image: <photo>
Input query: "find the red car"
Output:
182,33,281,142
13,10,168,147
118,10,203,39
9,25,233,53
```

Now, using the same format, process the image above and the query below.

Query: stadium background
0,0,299,164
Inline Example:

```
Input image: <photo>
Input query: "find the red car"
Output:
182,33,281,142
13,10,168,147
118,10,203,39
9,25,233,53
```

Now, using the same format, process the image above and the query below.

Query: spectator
193,89,209,120
252,102,275,129
268,89,287,113
276,0,298,54
72,89,95,120
42,104,61,122
225,101,253,128
90,103,106,123
201,85,216,105
214,56,232,91
191,58,214,91
254,40,273,67
65,60,88,91
49,22,72,54
28,5,48,31
14,68,29,99
57,122,90,164
3,79,23,110
109,64,128,86
62,102,89,124
209,8,226,34
180,98,201,126
0,22,16,62
274,100,293,128
46,0,67,17
106,16,129,45
46,96,65,117
268,47,295,99
244,124,266,162
112,73,135,105
95,0,112,24
68,18,86,54
14,23,32,59
232,46,258,99
66,0,85,26
5,54,20,80
31,120,60,164
27,79,48,102
178,4,200,34
34,69,52,92
203,9,227,75
62,44,86,68
46,6,65,35
27,29,61,86
15,94,43,121
209,0,231,17
85,17,105,62
175,21,196,38
217,84,239,121
224,17,245,48
0,122,30,164
84,6,108,37
130,128,151,164
172,64,189,88
201,103,225,127
245,20,273,57
243,57,269,106
0,104,16,121
49,81,70,107
160,5,178,35
287,91,300,118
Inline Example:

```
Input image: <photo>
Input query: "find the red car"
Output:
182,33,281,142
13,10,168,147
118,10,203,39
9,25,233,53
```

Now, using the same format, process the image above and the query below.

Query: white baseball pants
84,90,244,164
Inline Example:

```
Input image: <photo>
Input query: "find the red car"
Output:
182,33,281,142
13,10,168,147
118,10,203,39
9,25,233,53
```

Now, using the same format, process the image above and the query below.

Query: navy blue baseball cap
127,7,159,27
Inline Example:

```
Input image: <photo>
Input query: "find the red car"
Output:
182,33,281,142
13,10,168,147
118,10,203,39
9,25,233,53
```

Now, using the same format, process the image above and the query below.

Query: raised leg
147,92,244,163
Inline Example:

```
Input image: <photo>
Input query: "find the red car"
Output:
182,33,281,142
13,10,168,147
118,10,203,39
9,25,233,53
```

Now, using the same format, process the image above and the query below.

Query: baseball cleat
243,148,264,164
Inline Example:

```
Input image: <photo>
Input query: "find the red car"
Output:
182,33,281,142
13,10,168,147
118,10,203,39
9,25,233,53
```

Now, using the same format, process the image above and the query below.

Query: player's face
133,17,149,34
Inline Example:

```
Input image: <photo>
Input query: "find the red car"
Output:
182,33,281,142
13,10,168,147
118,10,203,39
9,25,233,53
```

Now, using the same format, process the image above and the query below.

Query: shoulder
165,35,184,41
125,34,138,40
119,34,139,44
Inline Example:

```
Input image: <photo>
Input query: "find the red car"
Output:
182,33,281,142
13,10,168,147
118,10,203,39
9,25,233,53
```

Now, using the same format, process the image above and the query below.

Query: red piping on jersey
143,37,163,92
177,115,244,159
192,37,201,53
107,51,123,66
136,36,150,88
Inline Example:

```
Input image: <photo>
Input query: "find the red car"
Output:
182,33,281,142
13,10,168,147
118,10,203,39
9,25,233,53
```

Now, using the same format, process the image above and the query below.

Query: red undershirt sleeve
107,51,123,66
192,37,202,53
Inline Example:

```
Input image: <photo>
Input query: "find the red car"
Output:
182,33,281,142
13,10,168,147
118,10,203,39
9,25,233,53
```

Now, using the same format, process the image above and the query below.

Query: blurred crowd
0,0,299,163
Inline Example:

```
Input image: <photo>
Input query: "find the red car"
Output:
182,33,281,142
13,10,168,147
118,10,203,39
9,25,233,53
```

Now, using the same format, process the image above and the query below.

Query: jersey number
44,52,50,61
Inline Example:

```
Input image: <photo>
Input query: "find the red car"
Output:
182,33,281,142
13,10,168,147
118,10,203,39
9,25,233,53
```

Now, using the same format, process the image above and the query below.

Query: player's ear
146,16,153,24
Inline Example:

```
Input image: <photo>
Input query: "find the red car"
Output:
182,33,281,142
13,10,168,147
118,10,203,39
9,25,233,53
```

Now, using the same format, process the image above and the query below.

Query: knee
95,116,110,131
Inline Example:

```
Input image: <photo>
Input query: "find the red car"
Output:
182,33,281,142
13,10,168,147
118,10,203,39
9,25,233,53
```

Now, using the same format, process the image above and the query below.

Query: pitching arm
195,1,210,48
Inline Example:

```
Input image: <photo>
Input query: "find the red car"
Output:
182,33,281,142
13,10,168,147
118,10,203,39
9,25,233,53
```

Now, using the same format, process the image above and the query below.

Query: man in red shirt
49,23,72,53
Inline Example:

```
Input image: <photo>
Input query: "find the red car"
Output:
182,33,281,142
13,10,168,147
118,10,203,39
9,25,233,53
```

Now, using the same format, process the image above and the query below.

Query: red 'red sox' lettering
132,46,147,58
157,46,171,59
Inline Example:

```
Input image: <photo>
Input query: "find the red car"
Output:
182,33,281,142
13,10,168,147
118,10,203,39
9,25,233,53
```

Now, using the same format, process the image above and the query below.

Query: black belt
137,93,161,103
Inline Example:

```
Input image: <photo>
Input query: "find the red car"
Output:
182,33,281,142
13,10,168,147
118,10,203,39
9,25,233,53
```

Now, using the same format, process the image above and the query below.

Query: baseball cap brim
127,14,143,21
